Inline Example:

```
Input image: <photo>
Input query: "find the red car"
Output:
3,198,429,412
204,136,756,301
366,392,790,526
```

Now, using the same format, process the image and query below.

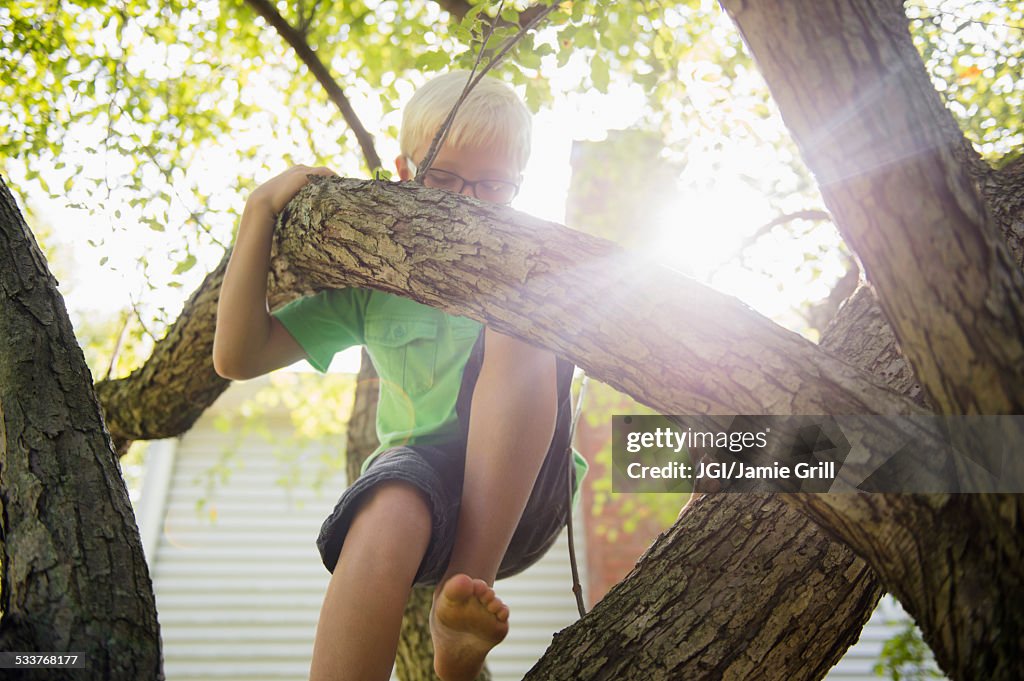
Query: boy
212,71,587,681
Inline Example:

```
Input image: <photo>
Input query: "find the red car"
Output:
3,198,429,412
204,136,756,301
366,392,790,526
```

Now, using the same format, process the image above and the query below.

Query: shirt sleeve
271,288,370,373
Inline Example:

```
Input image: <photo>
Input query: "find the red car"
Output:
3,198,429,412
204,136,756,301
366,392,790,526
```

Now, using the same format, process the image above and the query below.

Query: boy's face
396,143,521,205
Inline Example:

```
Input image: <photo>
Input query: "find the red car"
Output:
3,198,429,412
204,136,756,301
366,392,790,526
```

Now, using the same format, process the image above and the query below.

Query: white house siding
826,595,945,680
140,376,587,681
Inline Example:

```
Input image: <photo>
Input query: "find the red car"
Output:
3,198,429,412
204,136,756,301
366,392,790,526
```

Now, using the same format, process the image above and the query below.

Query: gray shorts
315,330,578,587
315,436,575,586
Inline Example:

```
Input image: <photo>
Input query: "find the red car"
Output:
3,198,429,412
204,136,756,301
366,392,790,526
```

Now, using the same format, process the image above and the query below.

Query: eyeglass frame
405,157,521,205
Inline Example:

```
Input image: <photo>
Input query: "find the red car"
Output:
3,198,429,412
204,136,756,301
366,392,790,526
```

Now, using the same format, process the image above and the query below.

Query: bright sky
11,8,849,376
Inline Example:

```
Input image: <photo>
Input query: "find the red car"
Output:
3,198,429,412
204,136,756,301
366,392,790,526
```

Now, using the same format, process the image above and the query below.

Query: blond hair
400,70,532,173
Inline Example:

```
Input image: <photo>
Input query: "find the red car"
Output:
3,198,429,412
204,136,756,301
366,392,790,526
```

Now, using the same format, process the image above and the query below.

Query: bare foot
430,574,509,681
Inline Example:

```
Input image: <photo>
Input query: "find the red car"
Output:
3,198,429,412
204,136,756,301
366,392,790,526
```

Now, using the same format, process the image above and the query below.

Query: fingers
294,164,336,173
291,164,336,178
250,164,338,215
306,166,337,176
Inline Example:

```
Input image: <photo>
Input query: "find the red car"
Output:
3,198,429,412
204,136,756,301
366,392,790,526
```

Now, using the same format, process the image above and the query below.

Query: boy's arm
213,165,335,381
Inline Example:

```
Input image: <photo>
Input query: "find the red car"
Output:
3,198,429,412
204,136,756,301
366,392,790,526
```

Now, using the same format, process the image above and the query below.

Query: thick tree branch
244,0,383,171
520,493,882,680
719,2,1024,676
276,177,928,420
721,0,1024,415
985,154,1024,267
98,178,948,451
796,284,1024,681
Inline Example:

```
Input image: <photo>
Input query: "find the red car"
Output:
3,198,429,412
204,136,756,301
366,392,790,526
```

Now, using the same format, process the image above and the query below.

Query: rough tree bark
0,176,163,679
519,493,881,680
720,2,1024,678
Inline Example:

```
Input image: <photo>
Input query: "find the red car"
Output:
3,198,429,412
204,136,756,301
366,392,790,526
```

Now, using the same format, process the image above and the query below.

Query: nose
459,185,475,198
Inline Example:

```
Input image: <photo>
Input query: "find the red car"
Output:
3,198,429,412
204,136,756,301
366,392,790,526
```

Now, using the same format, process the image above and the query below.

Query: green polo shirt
272,289,587,504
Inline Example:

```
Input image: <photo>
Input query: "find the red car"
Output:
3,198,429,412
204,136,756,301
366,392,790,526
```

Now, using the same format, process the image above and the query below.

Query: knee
351,481,432,532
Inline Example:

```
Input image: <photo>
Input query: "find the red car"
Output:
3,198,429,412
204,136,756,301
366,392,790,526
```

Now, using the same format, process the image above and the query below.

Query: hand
248,164,337,216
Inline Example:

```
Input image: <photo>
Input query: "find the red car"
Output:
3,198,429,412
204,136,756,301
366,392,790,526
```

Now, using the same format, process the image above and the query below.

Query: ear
395,155,413,181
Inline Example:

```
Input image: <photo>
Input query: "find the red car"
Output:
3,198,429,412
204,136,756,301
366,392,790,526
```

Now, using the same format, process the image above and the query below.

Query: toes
444,574,475,602
471,578,491,599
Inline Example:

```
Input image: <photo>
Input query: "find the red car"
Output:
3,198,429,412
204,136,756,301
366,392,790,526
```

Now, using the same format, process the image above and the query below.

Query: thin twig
415,1,562,179
905,3,1024,31
729,209,832,262
415,0,509,179
103,309,132,381
128,290,157,345
244,0,383,171
565,374,589,618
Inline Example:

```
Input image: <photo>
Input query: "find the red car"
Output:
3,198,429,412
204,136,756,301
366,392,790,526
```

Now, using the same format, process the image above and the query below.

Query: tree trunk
720,2,1024,678
721,0,1024,417
344,349,380,486
986,155,1024,266
0,176,163,679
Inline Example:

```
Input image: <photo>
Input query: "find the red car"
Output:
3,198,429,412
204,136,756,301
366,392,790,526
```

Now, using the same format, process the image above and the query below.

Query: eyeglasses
411,164,520,205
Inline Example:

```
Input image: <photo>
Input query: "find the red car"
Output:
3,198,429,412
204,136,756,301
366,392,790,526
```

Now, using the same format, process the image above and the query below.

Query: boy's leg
310,480,433,681
431,328,559,681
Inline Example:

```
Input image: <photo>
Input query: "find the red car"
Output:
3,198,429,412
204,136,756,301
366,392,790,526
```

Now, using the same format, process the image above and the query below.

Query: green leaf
415,49,450,71
592,55,610,92
173,253,197,275
500,6,519,24
460,1,487,27
571,0,586,23
519,45,542,69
